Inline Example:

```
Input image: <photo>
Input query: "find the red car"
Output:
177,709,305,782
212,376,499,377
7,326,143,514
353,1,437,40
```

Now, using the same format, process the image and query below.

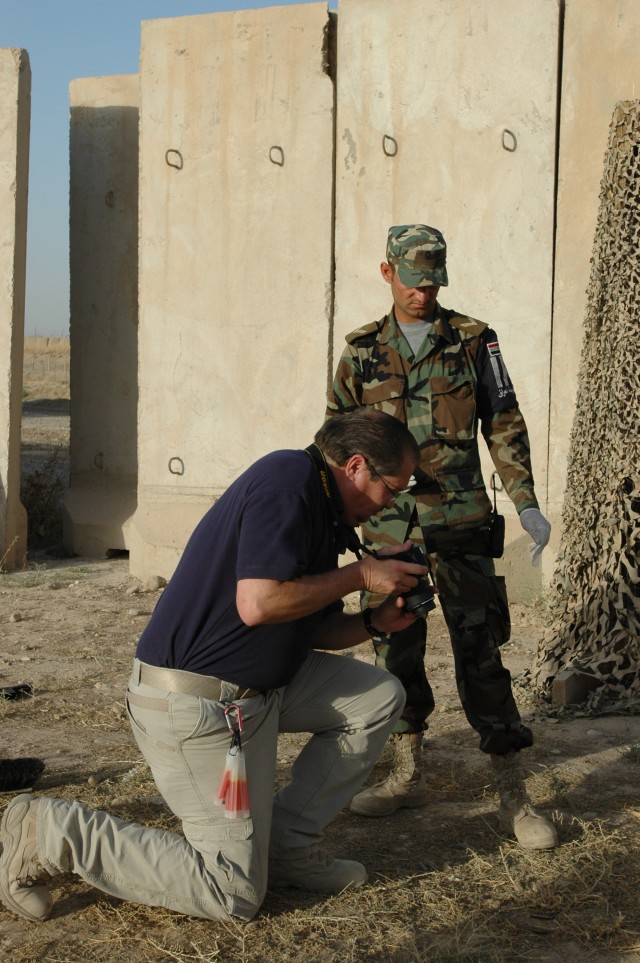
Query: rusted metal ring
269,146,285,166
382,135,398,157
165,149,184,170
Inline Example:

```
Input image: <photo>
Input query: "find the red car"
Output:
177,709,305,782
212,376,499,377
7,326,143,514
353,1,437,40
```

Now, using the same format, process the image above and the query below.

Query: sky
1,0,334,337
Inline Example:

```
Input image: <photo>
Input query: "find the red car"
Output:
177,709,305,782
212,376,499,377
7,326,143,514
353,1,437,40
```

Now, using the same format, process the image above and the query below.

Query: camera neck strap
303,443,368,557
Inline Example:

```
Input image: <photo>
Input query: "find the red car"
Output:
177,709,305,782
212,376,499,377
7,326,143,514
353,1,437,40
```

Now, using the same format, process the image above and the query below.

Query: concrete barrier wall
6,1,637,595
333,0,559,600
0,48,30,571
128,4,334,578
63,75,139,557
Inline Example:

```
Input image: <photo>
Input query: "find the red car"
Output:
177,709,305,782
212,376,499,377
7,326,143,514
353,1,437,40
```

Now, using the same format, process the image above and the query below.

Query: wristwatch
362,607,393,641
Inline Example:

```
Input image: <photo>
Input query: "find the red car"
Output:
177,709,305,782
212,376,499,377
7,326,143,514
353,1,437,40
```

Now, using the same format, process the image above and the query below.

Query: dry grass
22,337,70,400
3,802,639,962
2,732,640,963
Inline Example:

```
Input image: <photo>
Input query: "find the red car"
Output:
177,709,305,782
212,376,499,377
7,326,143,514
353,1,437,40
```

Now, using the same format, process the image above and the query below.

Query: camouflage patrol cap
386,224,448,287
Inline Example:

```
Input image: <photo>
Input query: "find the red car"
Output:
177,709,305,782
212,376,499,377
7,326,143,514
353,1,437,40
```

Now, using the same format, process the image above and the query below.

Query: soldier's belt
409,481,442,496
425,526,493,556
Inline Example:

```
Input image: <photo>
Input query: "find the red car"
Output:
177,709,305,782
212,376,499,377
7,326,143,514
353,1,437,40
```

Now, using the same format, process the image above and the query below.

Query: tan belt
135,661,261,700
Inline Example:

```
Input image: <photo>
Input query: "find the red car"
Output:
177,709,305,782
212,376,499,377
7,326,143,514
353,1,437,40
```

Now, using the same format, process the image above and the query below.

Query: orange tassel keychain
216,704,250,819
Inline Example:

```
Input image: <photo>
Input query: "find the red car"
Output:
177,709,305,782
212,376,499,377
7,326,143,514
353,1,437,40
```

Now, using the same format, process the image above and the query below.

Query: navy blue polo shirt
135,449,344,690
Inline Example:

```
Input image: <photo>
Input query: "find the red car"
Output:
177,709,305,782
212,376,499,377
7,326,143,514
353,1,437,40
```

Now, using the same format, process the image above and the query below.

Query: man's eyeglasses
365,460,411,500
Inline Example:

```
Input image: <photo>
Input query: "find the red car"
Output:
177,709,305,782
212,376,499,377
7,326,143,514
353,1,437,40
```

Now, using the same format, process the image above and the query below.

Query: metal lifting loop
269,146,285,166
382,134,398,157
165,149,184,170
168,457,185,476
501,129,517,153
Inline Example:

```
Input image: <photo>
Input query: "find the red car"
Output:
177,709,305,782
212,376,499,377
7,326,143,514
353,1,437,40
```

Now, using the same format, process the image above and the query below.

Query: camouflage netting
534,100,640,709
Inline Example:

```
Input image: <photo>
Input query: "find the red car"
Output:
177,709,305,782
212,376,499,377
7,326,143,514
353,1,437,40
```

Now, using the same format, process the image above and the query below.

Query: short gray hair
314,410,419,475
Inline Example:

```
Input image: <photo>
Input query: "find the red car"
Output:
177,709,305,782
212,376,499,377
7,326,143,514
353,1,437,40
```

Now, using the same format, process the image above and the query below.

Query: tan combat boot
0,794,55,921
491,752,558,850
350,733,429,817
268,845,367,892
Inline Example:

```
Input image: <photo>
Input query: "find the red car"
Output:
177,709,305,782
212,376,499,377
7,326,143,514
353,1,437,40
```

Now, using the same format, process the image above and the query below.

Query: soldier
327,224,558,850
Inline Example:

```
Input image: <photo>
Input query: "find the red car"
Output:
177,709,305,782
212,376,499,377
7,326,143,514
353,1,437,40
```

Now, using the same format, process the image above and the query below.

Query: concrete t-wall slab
0,48,30,571
63,75,139,557
130,4,334,580
549,0,640,523
333,0,559,600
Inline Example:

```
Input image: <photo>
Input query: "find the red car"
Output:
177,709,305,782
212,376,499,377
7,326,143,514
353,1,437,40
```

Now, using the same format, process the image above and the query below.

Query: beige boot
491,753,558,850
0,794,54,921
350,733,429,817
268,845,367,892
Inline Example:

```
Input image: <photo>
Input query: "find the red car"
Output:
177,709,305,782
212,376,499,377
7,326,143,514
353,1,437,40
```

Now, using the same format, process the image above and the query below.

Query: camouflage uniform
327,302,537,755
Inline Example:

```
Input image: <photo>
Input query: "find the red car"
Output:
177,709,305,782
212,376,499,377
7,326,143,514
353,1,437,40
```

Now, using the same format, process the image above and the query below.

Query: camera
389,545,436,618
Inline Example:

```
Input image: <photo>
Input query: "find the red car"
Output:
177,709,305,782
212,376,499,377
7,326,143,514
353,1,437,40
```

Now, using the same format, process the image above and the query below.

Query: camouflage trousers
364,542,533,756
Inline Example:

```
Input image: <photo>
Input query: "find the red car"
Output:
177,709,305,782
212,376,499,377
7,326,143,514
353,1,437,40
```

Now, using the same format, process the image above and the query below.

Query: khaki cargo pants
35,651,404,920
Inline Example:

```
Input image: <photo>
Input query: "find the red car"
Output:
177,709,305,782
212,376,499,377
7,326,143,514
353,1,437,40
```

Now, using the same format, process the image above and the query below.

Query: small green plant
620,743,640,764
0,560,50,587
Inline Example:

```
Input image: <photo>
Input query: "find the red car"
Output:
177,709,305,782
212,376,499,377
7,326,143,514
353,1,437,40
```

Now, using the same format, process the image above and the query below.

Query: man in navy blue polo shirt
1,410,426,924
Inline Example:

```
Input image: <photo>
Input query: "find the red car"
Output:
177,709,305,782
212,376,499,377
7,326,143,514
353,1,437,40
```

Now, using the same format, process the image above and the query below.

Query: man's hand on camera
359,539,429,596
368,595,420,636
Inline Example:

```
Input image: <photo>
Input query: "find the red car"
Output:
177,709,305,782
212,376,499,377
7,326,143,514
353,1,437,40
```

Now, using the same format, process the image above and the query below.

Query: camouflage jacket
327,305,539,547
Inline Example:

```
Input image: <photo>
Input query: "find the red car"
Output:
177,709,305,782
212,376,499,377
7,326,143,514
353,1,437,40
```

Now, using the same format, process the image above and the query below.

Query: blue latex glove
519,508,551,567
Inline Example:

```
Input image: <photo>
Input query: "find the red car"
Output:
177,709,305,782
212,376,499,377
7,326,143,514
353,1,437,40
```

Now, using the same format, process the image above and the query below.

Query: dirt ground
1,345,640,962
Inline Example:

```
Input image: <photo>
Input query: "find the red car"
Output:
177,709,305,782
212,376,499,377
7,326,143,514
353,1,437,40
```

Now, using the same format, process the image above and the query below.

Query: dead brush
20,448,66,549
4,678,639,961
3,794,640,963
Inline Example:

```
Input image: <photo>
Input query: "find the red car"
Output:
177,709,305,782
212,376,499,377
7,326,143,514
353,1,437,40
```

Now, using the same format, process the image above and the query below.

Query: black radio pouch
489,473,505,559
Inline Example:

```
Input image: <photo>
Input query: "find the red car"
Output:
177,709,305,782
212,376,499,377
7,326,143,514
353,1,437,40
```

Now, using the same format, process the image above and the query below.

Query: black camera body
389,545,436,618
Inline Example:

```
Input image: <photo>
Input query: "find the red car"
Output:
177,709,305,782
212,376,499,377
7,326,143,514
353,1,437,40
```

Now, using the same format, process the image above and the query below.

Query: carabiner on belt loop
224,703,244,746
216,703,250,819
